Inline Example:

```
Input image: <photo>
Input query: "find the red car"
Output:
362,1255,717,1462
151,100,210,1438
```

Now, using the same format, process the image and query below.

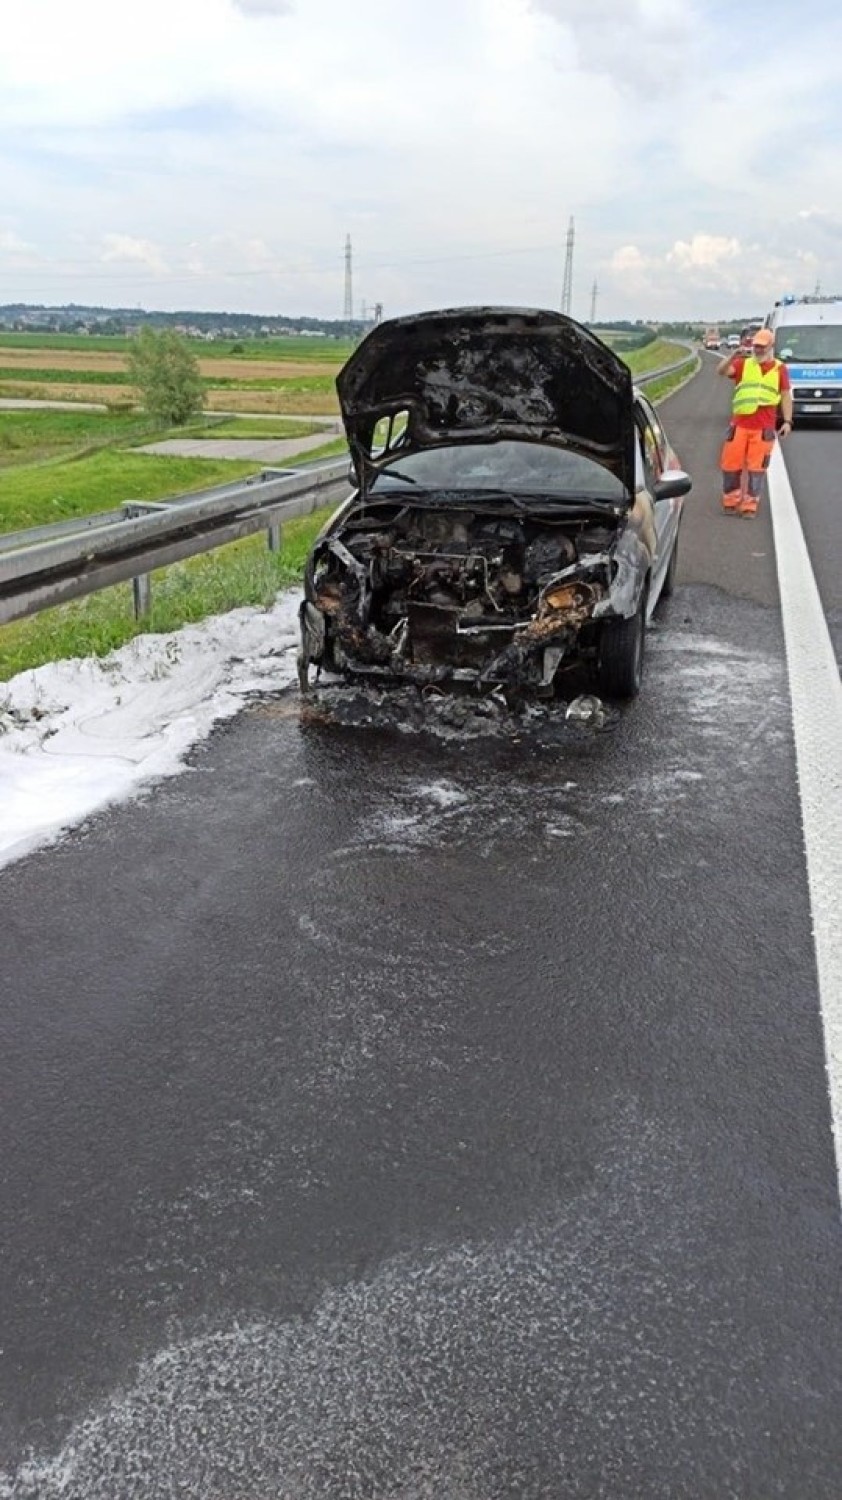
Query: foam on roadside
0,591,302,870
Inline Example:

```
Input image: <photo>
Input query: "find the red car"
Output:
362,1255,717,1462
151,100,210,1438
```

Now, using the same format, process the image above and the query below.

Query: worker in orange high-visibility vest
716,328,793,515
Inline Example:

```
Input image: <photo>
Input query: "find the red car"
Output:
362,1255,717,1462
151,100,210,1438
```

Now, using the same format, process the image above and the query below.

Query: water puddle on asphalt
1,1112,750,1500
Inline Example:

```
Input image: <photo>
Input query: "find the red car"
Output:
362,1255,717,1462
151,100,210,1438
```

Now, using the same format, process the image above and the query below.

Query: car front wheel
597,600,646,699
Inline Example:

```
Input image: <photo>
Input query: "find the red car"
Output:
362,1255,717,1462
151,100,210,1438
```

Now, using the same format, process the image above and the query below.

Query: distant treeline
0,304,365,339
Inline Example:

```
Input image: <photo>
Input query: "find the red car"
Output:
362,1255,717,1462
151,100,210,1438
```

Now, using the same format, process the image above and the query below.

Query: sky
0,592,301,871
1,0,841,321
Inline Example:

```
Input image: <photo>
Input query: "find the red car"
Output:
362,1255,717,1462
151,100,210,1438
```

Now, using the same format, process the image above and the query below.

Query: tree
127,326,205,426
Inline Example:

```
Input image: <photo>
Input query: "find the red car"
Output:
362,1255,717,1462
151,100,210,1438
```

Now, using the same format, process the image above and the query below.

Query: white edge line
768,443,842,1207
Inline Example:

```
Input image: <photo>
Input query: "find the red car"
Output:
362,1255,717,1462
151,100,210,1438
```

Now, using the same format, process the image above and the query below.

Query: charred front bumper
298,548,612,694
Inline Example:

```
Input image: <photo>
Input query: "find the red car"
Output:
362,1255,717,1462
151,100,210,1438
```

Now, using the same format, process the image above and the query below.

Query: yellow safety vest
732,357,782,417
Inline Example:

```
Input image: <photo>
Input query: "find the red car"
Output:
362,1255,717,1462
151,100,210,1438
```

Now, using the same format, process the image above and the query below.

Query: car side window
637,395,669,472
648,409,669,469
636,413,663,488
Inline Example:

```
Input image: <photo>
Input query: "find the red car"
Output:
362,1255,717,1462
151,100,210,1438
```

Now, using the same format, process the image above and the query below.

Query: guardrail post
0,459,351,628
132,574,152,619
267,523,283,553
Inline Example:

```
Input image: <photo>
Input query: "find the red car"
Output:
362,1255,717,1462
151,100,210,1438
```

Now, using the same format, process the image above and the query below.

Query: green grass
199,337,353,362
0,382,115,403
0,366,131,386
0,449,258,534
642,356,700,404
0,409,331,469
0,333,134,354
0,367,335,393
290,436,349,465
625,339,689,377
599,329,657,352
0,506,334,681
0,417,337,678
0,409,156,468
0,332,356,361
201,373,338,394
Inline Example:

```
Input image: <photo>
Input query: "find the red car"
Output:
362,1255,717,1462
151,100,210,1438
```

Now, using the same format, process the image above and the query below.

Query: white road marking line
768,444,842,1206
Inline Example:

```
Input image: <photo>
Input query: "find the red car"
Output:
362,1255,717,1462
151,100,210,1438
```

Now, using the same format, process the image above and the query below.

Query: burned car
299,307,691,700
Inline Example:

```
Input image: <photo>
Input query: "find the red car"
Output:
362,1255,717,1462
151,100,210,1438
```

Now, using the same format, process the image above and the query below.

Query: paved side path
0,397,109,412
134,432,344,461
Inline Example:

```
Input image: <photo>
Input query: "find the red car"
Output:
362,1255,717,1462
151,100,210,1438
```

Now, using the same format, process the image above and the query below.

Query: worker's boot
739,494,759,517
721,491,741,512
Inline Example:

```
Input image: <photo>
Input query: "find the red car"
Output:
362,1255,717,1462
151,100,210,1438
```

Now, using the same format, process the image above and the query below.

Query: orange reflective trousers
720,423,776,500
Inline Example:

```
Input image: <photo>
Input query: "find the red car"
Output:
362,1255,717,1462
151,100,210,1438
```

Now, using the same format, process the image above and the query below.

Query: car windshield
775,325,842,362
368,440,626,502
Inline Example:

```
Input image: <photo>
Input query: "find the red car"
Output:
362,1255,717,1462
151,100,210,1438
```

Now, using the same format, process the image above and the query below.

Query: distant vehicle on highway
766,296,842,423
703,327,721,350
726,333,741,349
298,307,691,702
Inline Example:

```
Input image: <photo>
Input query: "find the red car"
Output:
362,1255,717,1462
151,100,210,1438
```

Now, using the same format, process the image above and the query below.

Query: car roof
770,301,842,326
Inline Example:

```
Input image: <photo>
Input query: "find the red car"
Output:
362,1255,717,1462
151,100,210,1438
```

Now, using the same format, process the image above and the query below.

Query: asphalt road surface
2,361,841,1498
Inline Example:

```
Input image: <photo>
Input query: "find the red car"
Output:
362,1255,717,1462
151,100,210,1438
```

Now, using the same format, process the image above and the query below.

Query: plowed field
0,348,340,380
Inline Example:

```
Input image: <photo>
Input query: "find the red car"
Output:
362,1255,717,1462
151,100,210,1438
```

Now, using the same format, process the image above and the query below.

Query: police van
765,295,842,423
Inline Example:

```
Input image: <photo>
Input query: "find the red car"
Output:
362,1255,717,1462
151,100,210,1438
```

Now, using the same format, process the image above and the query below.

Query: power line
0,239,571,288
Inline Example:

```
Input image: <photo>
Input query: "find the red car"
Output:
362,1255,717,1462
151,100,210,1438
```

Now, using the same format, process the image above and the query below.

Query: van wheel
597,601,646,699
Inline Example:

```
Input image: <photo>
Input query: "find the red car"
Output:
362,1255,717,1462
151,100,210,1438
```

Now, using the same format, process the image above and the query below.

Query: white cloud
0,0,841,319
610,245,648,274
798,208,842,242
667,236,741,271
0,229,36,258
607,233,826,317
528,0,698,92
232,0,294,12
101,235,170,274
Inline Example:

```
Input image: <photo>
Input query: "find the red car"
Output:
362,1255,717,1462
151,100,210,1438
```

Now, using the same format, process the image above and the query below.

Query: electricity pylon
561,217,575,316
343,234,353,322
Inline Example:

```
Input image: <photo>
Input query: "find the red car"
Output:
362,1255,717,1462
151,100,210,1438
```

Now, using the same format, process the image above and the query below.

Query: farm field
0,331,354,414
0,331,687,417
0,332,355,361
0,378,340,415
0,349,343,380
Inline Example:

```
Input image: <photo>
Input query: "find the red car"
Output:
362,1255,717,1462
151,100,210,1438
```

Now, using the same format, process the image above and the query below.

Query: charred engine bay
309,500,617,691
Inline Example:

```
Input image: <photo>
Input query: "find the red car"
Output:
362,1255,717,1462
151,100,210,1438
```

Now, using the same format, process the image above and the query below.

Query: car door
635,394,679,598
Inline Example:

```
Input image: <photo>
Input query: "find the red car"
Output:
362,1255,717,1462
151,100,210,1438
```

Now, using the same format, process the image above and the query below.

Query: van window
774,325,842,362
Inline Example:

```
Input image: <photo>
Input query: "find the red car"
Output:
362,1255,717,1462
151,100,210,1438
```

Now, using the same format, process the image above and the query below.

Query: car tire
658,534,679,603
597,598,646,699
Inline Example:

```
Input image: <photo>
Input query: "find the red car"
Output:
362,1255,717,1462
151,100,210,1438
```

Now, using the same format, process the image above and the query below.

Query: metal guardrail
633,345,698,388
0,459,350,626
0,349,698,628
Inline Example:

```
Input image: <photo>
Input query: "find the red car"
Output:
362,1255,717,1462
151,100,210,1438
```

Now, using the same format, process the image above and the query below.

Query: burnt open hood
337,306,636,497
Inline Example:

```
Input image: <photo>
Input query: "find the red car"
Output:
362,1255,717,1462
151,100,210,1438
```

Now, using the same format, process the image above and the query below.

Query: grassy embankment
623,337,698,397
0,334,696,680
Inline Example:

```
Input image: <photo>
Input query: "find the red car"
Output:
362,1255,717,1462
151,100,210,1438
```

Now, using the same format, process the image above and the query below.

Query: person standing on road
716,328,793,516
